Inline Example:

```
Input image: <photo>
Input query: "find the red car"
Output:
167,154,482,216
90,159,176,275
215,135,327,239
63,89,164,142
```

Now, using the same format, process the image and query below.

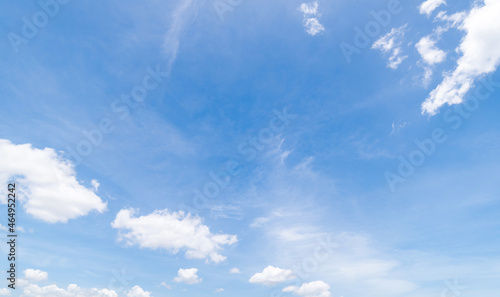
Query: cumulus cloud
422,0,500,115
299,2,325,36
214,288,224,293
21,283,119,297
18,270,151,297
283,281,331,297
372,25,408,69
173,268,202,284
249,266,295,286
229,267,241,274
126,285,151,297
0,288,10,296
0,139,107,223
111,208,237,263
416,36,447,65
23,269,48,282
419,0,446,16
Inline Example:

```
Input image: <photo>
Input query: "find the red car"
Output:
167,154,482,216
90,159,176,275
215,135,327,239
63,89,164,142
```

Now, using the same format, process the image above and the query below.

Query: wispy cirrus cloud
163,0,204,72
419,0,446,16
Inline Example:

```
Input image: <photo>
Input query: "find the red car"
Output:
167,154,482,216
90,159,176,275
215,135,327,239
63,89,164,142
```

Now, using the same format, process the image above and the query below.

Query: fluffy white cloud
299,2,325,36
173,268,202,284
17,268,152,297
21,283,119,297
422,0,500,115
372,25,408,69
111,208,237,263
23,269,48,282
283,281,331,297
0,139,107,223
214,288,224,293
0,288,10,296
229,267,241,274
416,36,447,65
249,266,295,286
303,18,325,36
419,0,446,16
127,285,151,297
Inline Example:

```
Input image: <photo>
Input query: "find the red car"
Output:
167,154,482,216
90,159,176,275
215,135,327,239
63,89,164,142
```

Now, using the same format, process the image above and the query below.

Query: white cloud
229,267,241,274
91,179,100,192
111,208,237,263
303,18,325,36
0,139,107,223
372,25,408,69
421,67,434,87
419,0,446,16
299,2,325,36
390,121,409,135
249,266,295,286
173,268,202,284
422,0,500,115
159,282,171,289
435,11,466,29
0,288,10,296
416,36,447,65
127,285,151,297
250,217,270,227
23,269,48,282
299,2,319,15
17,269,156,297
214,288,224,293
21,283,119,297
283,281,331,297
163,0,200,72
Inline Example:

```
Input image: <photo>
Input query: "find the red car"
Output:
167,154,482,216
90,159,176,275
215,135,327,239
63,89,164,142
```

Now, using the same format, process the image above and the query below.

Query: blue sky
1,0,500,296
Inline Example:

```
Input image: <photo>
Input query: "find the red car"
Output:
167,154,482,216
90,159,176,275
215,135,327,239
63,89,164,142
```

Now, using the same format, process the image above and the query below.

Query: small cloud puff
299,2,325,36
372,25,408,69
283,281,332,297
249,266,295,286
174,268,202,285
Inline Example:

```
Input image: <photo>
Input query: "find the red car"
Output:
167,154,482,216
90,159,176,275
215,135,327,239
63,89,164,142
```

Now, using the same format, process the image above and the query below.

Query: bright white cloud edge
422,0,500,115
249,266,295,286
111,208,237,263
0,139,107,223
